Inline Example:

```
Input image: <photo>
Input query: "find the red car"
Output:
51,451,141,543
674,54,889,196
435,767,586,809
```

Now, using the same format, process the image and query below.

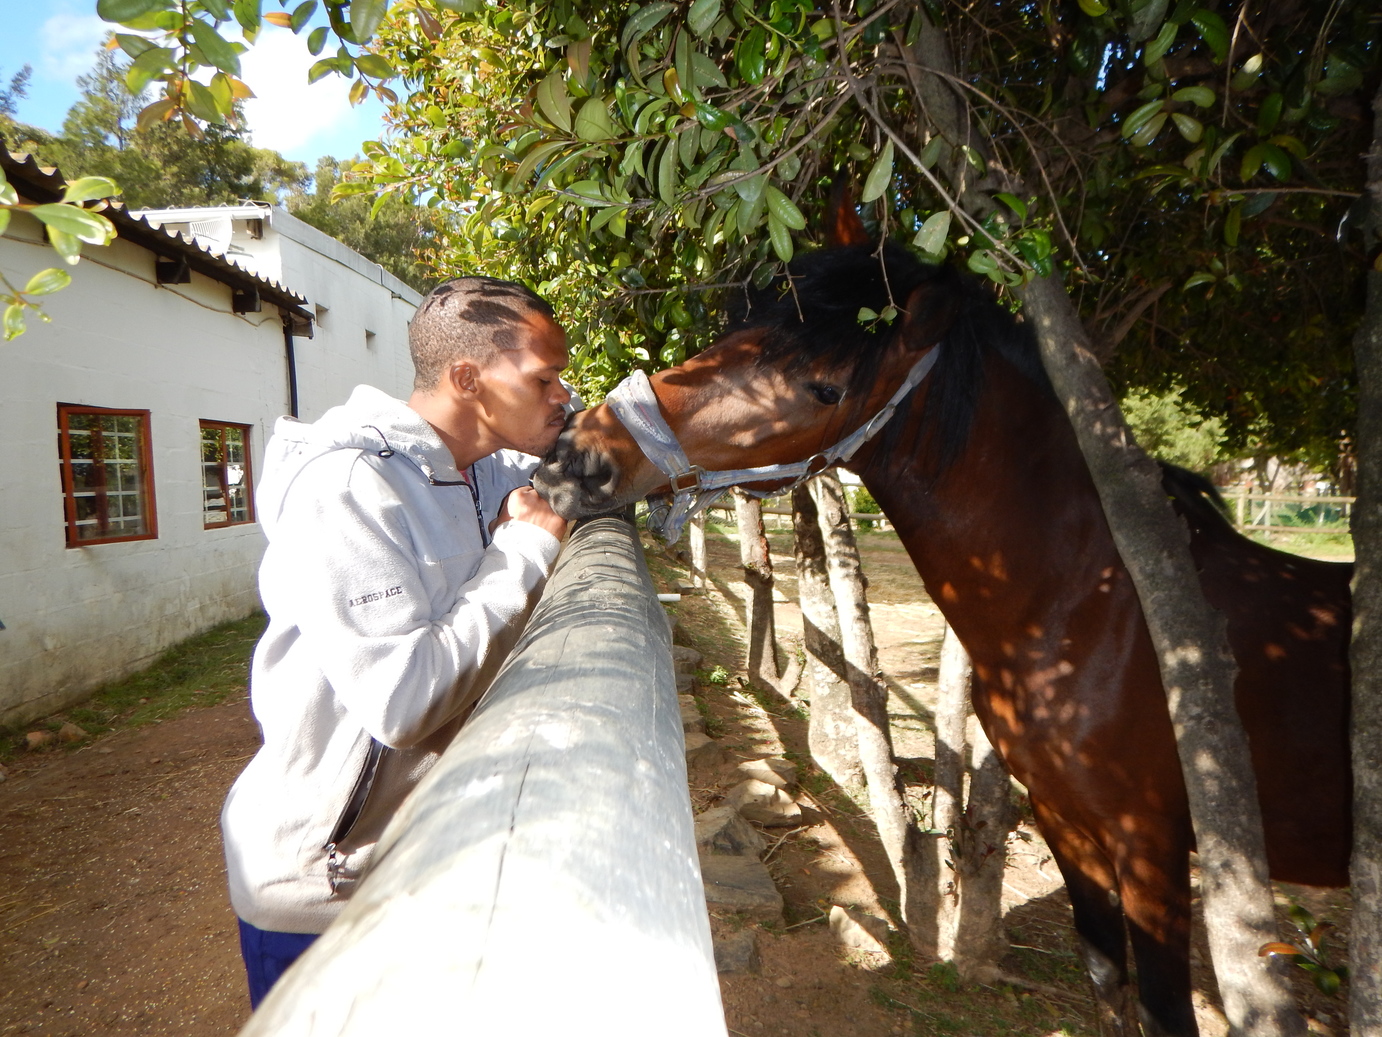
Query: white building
0,147,422,727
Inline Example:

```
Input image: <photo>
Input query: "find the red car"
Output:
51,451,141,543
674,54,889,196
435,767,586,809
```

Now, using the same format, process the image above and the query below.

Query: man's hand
494,486,569,541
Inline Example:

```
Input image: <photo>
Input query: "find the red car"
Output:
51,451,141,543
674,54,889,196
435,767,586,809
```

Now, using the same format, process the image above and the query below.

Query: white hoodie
221,385,561,934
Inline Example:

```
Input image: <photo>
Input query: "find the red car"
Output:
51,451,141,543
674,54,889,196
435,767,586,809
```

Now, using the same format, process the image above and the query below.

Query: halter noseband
603,346,941,543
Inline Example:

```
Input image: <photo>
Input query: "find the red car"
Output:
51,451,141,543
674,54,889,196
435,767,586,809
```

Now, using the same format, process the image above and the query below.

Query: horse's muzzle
533,426,624,519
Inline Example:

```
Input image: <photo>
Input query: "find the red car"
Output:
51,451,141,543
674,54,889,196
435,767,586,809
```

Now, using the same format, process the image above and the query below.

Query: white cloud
39,12,109,82
238,27,387,165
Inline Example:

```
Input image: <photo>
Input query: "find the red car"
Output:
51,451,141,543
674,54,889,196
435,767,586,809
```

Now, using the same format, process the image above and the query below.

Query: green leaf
590,203,628,234
354,53,395,79
23,267,72,297
573,97,616,141
125,47,174,95
913,210,951,254
48,228,83,265
233,0,262,33
201,0,230,20
1171,113,1203,142
995,193,1027,220
621,3,675,50
1240,142,1266,181
1143,21,1177,65
1076,0,1107,15
856,306,879,322
1223,203,1241,246
733,173,765,204
350,0,389,40
920,136,945,169
114,33,157,59
1128,0,1168,41
1190,9,1229,64
657,138,678,204
185,79,227,123
1122,99,1164,139
1183,271,1216,289
30,204,117,246
1129,113,1167,146
692,101,733,132
0,209,10,236
307,25,329,55
688,0,721,38
765,185,805,230
691,51,727,90
1231,52,1264,91
1171,85,1215,108
308,58,340,84
290,0,317,32
537,70,572,132
1258,143,1292,181
3,302,25,341
97,0,164,21
62,177,119,204
189,19,241,74
861,139,894,203
767,211,793,262
735,26,767,86
565,180,609,205
1257,93,1283,136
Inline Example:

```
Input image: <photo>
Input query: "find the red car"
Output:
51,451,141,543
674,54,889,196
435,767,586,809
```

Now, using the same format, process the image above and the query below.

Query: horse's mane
725,242,1050,472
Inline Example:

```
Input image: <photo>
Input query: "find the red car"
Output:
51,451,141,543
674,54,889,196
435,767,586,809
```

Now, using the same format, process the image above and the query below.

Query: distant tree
1121,387,1227,474
28,48,309,209
0,64,31,119
287,156,439,293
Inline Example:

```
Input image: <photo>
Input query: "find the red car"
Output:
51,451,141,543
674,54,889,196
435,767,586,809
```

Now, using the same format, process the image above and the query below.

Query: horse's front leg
1031,797,1141,1037
1118,829,1197,1037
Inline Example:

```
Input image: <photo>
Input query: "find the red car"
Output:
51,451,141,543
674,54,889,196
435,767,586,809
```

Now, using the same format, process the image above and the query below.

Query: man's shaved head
409,276,556,390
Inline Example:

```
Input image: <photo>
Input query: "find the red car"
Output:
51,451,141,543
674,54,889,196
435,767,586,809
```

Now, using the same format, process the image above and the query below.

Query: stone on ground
727,778,801,827
735,757,798,790
684,731,724,772
57,723,89,744
695,805,767,858
713,930,761,974
675,670,694,693
671,645,704,673
700,854,784,922
829,905,891,956
25,731,54,750
680,694,706,735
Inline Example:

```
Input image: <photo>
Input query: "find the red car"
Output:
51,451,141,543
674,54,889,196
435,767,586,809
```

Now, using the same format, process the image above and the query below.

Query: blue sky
0,0,391,167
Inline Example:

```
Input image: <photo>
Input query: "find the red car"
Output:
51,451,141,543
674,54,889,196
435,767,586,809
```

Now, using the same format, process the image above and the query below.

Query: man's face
472,313,571,457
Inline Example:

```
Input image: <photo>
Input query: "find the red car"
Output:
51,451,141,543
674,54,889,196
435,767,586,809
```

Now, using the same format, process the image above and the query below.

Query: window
200,421,254,527
57,405,157,546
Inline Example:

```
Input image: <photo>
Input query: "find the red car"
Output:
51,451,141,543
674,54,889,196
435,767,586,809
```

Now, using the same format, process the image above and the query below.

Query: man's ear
448,360,480,395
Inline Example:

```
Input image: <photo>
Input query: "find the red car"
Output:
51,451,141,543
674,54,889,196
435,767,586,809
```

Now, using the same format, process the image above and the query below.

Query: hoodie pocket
324,736,387,894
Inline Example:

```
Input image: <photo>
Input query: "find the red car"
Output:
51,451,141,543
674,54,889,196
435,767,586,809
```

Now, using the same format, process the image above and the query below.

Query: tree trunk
792,480,864,788
933,623,1013,977
733,490,803,700
689,512,707,590
1015,274,1303,1037
1348,78,1382,1037
810,472,935,949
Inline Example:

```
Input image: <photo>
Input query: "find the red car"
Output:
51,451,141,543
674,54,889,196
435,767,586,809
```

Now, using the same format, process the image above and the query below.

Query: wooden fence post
240,517,725,1037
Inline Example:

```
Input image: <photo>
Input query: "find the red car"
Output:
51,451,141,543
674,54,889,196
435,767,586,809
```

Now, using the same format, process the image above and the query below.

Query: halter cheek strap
604,346,941,543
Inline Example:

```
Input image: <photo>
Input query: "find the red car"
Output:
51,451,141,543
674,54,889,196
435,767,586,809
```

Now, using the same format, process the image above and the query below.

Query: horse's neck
854,352,1122,628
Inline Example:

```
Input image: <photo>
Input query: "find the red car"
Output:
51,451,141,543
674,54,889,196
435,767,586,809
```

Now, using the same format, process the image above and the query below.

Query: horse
532,203,1352,1037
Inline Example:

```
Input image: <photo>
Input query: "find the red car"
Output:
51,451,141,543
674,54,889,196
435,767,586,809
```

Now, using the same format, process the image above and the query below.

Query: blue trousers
237,918,319,1008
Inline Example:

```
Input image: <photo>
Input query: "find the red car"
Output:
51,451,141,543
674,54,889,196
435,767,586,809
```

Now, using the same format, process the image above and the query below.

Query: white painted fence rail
240,517,726,1037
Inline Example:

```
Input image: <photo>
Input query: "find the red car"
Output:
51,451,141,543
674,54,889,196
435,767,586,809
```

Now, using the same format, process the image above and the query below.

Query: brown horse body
534,243,1351,1037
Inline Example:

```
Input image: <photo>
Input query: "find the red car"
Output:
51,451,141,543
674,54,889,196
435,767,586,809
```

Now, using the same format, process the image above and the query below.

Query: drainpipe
281,314,299,418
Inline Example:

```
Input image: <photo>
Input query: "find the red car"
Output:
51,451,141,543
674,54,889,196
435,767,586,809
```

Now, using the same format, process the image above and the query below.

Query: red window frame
56,404,158,547
200,420,256,528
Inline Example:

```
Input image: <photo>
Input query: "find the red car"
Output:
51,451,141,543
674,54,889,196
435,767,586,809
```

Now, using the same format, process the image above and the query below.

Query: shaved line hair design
409,275,556,390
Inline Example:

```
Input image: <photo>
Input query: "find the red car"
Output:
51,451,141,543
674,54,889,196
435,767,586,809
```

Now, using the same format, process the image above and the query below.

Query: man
221,277,571,1007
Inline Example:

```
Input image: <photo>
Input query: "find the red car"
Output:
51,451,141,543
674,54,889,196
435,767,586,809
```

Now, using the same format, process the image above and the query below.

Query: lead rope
604,346,940,543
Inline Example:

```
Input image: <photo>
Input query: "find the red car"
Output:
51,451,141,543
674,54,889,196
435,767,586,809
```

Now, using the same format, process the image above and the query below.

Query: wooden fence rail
241,517,725,1037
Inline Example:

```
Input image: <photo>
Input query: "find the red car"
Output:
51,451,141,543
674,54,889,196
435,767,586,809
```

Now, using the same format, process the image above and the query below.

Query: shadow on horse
533,198,1351,1037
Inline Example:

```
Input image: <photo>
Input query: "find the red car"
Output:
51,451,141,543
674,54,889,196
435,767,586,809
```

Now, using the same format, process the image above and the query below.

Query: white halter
603,347,941,543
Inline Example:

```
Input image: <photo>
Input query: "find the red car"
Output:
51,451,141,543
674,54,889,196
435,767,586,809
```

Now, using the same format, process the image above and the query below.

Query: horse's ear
898,277,958,353
826,177,870,247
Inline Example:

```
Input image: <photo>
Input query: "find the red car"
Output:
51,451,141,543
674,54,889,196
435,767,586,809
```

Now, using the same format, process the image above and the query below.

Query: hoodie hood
258,385,463,528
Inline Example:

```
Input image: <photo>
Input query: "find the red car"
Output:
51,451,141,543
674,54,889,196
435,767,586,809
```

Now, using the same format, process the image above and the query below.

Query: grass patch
3,611,266,762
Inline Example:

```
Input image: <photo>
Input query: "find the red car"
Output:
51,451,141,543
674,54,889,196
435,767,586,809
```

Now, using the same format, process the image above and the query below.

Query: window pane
60,409,151,543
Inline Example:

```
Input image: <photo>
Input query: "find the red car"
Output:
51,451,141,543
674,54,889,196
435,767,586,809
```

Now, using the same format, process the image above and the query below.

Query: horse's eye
808,383,842,406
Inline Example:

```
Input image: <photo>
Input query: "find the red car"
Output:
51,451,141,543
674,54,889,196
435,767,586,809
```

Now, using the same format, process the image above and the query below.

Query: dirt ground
0,523,1354,1036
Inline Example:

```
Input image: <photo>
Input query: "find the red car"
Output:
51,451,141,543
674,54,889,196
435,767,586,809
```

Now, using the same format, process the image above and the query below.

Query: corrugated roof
1,142,314,331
